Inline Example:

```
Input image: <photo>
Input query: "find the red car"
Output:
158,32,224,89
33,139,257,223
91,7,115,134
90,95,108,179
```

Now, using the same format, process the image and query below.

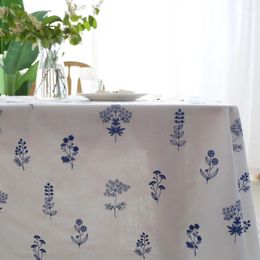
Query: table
0,97,259,260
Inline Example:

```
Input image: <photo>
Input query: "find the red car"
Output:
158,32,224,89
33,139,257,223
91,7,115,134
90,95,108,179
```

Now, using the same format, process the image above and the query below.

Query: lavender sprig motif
238,172,250,192
222,200,251,243
230,119,243,152
170,109,186,150
42,183,57,219
100,105,132,143
104,179,130,218
200,150,219,183
134,232,152,259
0,191,8,211
71,219,88,248
31,235,46,260
60,135,79,169
186,224,202,256
149,170,166,204
13,138,30,170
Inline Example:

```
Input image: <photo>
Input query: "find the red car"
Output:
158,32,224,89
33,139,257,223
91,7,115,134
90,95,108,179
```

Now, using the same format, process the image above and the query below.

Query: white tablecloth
0,98,259,260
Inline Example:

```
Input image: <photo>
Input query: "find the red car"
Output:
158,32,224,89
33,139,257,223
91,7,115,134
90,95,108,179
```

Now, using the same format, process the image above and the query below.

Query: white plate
80,92,147,101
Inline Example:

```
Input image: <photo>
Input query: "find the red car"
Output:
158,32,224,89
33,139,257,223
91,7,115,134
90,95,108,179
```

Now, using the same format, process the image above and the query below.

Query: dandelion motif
100,105,132,143
200,150,219,183
71,219,88,248
42,183,57,219
0,191,8,211
134,232,152,259
31,235,46,260
13,138,30,170
186,224,202,256
149,170,166,203
230,119,243,152
238,172,250,192
104,179,130,218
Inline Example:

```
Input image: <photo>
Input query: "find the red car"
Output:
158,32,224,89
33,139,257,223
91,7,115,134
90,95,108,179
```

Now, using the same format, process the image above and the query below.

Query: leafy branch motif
0,191,8,211
42,183,57,219
104,179,130,218
60,135,79,169
230,119,243,152
222,200,251,243
238,172,250,192
200,150,219,183
100,105,132,143
170,109,186,150
186,224,202,256
71,219,88,248
149,170,166,203
31,235,46,260
134,232,152,259
13,138,30,170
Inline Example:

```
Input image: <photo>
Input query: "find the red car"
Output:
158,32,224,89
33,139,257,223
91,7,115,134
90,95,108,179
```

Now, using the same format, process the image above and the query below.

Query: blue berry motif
43,183,57,219
230,119,243,152
60,135,79,170
222,200,251,242
170,109,186,150
31,235,46,260
186,224,202,256
0,190,8,211
149,170,166,204
104,179,130,218
100,105,132,143
14,138,30,170
134,233,152,259
71,219,88,248
238,172,250,192
200,150,219,183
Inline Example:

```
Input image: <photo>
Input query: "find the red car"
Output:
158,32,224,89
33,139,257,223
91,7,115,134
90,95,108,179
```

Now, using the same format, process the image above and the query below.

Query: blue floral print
186,224,202,256
222,200,251,242
104,179,130,218
43,183,57,219
13,138,30,170
200,150,219,183
149,170,166,203
238,172,250,192
100,105,132,143
230,119,243,152
31,235,46,260
71,219,88,248
170,109,186,150
0,190,8,211
60,135,79,169
134,232,152,259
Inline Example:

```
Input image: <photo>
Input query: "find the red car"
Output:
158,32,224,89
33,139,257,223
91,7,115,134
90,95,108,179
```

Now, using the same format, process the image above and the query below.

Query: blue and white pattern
222,200,251,243
71,219,88,248
0,190,8,211
238,172,250,192
100,105,132,143
200,150,219,183
134,233,152,259
31,235,46,260
170,109,186,150
60,135,79,169
186,224,202,256
230,119,243,152
104,179,130,218
42,183,57,219
13,138,30,170
149,170,166,204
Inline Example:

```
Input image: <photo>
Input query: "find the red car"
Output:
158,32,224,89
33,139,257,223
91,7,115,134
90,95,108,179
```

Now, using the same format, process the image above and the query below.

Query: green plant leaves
42,15,62,26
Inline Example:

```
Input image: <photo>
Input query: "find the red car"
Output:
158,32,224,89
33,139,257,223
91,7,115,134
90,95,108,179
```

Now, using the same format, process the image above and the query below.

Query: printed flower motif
149,170,166,203
100,105,132,143
13,138,30,170
42,183,57,219
31,235,46,260
71,219,88,248
222,200,251,242
238,172,250,192
134,232,152,259
230,119,243,152
60,135,79,169
104,179,130,218
0,190,8,211
200,149,219,183
170,109,186,150
186,224,202,256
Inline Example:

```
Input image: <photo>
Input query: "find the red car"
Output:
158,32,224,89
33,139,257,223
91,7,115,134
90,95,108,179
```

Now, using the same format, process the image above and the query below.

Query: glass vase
34,44,67,99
